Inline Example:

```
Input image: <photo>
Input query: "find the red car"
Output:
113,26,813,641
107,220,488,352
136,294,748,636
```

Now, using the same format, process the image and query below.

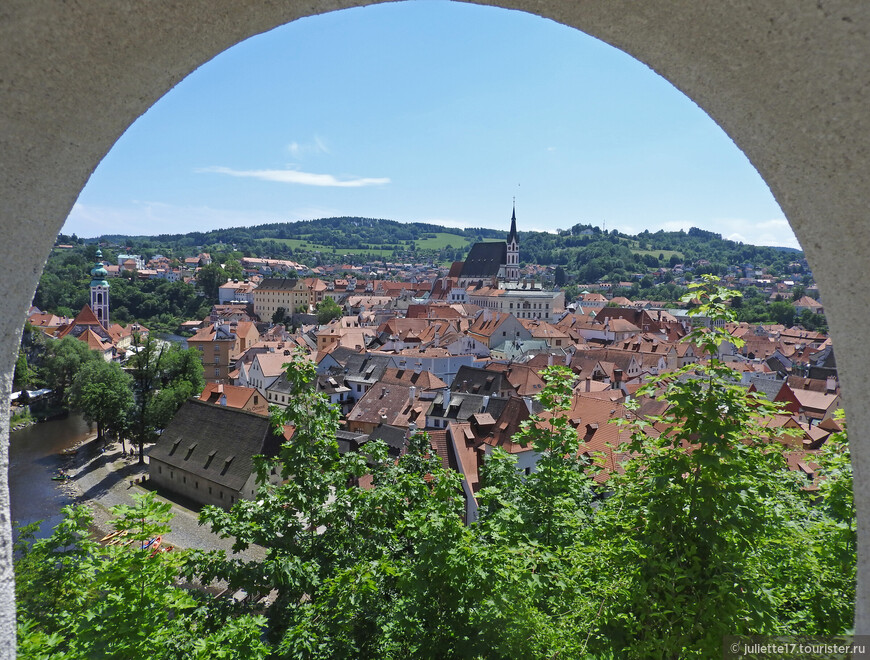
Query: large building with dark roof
148,399,284,509
456,206,520,287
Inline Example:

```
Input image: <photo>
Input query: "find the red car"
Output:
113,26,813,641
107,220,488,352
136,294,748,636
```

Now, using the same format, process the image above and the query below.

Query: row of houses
152,287,840,522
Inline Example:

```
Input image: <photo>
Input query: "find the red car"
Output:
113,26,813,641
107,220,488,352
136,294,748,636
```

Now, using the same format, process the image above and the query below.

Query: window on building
158,465,162,474
214,368,220,378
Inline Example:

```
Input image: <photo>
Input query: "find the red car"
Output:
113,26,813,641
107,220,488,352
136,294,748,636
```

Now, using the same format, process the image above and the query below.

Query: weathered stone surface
2,1,868,653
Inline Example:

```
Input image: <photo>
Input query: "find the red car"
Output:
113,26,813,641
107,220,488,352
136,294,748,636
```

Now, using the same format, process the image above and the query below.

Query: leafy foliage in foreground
190,286,853,657
17,278,853,658
15,493,267,659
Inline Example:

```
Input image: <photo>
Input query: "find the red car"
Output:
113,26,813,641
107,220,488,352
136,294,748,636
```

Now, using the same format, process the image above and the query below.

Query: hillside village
22,211,839,518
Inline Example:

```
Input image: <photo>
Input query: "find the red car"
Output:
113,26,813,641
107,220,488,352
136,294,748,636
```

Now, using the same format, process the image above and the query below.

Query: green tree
128,335,204,463
586,276,853,657
315,297,342,325
41,336,102,402
68,359,133,440
271,306,286,324
799,308,828,332
223,257,244,280
791,284,806,300
15,493,269,659
769,300,797,326
148,346,205,431
128,333,166,464
196,263,228,300
13,349,34,392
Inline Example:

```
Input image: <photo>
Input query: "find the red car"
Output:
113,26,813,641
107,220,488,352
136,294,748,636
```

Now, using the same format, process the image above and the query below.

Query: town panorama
12,211,851,657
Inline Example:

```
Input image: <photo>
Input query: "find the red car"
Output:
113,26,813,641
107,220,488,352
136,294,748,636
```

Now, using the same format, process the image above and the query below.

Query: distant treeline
61,216,805,279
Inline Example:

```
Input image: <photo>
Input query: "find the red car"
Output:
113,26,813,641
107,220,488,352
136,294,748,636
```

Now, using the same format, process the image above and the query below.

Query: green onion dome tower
89,249,110,329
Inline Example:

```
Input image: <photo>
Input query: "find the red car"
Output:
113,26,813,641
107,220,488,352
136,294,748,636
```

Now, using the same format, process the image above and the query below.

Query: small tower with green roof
89,249,110,329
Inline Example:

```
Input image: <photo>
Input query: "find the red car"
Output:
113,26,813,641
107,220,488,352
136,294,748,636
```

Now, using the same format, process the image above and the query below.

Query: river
9,414,92,539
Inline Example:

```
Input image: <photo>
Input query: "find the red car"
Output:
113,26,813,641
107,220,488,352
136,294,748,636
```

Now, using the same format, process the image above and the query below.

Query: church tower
505,204,520,282
89,249,110,329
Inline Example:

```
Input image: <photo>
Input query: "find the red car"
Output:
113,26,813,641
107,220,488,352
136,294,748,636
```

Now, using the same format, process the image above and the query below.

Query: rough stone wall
2,1,870,655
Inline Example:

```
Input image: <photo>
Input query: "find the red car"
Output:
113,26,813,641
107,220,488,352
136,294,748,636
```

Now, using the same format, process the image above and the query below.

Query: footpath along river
8,412,266,564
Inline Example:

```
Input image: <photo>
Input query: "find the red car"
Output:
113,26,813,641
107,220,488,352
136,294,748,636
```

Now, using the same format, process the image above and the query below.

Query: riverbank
58,435,265,562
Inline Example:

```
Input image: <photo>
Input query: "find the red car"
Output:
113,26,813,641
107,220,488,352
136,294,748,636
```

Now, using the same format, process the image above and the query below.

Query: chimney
443,388,451,410
826,376,838,393
219,394,227,407
381,387,387,399
481,395,490,411
414,362,422,374
523,396,533,414
548,354,554,367
409,386,416,404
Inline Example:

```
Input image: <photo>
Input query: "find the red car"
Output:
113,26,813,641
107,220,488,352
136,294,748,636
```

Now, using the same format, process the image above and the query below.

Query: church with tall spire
505,205,520,282
454,205,522,288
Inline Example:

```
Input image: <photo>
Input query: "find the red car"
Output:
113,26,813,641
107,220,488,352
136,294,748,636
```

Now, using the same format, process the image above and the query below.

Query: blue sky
64,2,800,249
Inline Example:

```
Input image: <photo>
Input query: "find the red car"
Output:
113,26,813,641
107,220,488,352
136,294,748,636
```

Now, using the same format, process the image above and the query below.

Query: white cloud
287,136,331,158
199,166,390,188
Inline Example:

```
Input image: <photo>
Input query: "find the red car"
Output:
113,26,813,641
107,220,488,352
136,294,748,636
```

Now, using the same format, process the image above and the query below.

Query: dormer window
204,450,217,469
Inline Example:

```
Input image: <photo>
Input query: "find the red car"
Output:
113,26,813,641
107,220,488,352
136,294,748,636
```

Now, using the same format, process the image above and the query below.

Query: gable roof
459,241,507,279
346,383,426,429
344,353,393,384
256,277,302,291
199,383,268,415
148,400,282,492
451,365,506,395
381,367,448,391
72,304,102,326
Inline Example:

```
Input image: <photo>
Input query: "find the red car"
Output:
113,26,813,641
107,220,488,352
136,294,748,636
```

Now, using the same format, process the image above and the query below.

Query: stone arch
2,1,870,652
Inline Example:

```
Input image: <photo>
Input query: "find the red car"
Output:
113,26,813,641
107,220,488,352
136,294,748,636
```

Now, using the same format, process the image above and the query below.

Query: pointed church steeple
508,203,519,245
505,203,520,282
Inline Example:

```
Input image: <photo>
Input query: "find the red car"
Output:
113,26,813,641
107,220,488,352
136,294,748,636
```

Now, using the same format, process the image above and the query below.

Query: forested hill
80,217,803,276
93,217,504,264
521,225,804,282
